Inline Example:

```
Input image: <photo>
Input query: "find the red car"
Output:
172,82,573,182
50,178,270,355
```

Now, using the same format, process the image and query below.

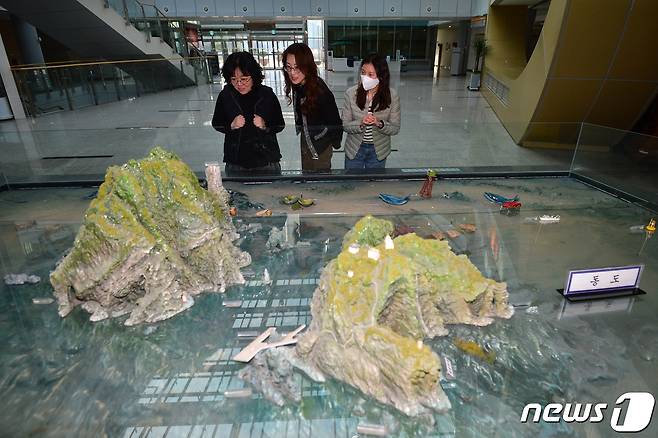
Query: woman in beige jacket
342,54,401,169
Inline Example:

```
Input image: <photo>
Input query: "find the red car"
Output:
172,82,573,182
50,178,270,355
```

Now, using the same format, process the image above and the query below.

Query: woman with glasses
212,51,285,174
282,43,343,172
342,53,401,169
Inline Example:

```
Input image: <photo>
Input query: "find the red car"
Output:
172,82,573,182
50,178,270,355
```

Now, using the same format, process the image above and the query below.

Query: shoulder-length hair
221,51,264,85
281,43,321,114
356,53,391,111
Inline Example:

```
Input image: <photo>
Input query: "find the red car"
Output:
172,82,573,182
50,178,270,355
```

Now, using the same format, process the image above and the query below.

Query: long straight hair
282,43,321,114
356,53,391,111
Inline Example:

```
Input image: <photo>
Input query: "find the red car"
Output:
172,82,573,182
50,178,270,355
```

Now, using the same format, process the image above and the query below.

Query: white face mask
361,75,380,91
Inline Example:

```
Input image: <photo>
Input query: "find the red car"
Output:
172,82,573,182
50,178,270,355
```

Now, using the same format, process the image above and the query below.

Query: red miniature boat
501,201,522,209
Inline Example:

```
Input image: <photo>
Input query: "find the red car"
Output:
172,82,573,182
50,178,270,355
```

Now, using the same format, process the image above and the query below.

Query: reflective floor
1,177,657,437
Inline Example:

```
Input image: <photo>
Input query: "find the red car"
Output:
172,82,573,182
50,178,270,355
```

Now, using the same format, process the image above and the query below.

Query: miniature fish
484,192,519,204
454,338,496,364
379,193,410,205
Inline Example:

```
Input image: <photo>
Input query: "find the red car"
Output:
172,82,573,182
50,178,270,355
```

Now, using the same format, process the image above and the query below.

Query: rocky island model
240,215,514,417
50,148,250,326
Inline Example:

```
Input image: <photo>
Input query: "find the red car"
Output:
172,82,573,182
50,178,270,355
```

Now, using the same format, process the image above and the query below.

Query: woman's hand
230,115,245,130
253,115,266,130
362,114,376,125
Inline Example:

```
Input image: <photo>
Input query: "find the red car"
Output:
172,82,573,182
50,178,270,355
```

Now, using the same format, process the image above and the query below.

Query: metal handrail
10,56,210,72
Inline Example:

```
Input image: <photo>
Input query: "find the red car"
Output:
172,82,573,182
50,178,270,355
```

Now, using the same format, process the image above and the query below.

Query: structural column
13,17,44,65
0,31,26,119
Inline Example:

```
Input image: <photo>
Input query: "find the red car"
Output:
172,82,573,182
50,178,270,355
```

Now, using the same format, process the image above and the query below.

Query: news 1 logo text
521,392,655,433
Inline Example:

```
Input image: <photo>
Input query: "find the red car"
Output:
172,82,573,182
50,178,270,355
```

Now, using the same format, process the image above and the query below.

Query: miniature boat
281,194,299,205
539,215,560,223
379,193,410,205
297,196,315,207
501,201,522,209
232,325,306,363
484,192,519,204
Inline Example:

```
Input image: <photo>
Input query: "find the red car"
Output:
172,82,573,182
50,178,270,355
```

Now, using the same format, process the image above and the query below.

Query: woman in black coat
212,52,285,174
282,43,343,172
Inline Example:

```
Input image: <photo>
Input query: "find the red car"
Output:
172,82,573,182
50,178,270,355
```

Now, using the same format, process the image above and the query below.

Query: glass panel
1,177,657,437
9,58,208,119
362,21,378,55
307,20,325,69
62,67,95,110
88,65,119,106
327,23,346,58
395,24,411,62
6,54,585,183
410,24,428,60
0,122,579,185
571,123,658,210
378,24,395,59
344,21,361,59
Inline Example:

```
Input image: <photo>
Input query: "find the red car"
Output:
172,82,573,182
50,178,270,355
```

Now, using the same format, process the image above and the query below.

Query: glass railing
570,123,658,211
10,57,210,117
105,0,182,59
0,122,580,187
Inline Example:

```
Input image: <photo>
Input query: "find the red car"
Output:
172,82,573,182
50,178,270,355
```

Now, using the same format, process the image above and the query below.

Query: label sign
564,265,643,297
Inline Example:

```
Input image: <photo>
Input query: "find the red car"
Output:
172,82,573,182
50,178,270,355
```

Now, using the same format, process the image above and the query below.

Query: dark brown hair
356,53,391,111
281,43,321,114
221,51,264,85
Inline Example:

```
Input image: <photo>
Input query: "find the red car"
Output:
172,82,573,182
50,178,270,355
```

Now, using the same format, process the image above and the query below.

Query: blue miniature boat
484,192,519,204
379,193,410,205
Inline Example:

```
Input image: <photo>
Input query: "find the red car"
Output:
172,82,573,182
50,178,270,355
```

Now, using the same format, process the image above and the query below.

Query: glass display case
1,172,656,437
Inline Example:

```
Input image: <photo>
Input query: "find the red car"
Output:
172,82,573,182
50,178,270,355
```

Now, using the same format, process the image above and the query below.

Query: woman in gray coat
342,53,401,169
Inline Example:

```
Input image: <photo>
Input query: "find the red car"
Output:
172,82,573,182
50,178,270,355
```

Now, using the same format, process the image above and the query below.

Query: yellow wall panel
533,78,601,122
609,0,658,81
485,5,529,81
586,81,658,129
551,0,631,78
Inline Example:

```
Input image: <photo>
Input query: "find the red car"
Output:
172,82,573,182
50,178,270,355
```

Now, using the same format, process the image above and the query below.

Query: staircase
0,0,197,85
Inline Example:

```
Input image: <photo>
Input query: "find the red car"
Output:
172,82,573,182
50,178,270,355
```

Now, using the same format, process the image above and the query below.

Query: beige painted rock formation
50,148,250,325
296,215,513,416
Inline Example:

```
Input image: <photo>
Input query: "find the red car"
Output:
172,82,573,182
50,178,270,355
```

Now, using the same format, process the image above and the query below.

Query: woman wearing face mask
212,51,285,174
282,43,343,172
342,53,401,169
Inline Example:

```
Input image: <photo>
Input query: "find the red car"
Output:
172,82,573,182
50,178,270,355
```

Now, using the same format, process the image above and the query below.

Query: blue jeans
344,143,386,169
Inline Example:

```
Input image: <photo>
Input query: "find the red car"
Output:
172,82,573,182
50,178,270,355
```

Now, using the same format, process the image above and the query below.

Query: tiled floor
0,70,573,183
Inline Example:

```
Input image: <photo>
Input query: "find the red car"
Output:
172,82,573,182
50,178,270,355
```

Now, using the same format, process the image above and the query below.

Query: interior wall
481,0,658,148
484,5,528,80
436,27,457,69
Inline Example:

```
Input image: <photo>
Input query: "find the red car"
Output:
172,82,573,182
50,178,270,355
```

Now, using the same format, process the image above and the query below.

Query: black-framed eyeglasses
284,65,301,74
230,76,252,85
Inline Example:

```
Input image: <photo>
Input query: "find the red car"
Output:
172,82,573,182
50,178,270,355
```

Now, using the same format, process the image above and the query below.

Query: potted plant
468,38,487,91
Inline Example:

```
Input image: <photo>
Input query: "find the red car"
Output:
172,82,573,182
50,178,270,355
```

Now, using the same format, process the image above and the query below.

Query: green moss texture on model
50,147,250,326
296,215,514,416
